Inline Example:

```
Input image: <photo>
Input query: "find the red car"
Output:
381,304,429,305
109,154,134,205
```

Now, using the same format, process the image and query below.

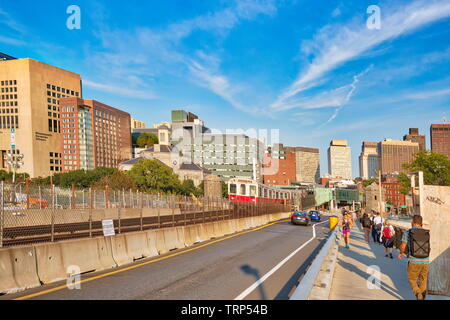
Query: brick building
59,98,131,172
378,139,419,175
381,176,406,209
430,124,450,159
403,128,426,151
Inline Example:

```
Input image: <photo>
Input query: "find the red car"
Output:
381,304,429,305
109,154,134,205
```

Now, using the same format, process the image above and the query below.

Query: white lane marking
234,220,329,300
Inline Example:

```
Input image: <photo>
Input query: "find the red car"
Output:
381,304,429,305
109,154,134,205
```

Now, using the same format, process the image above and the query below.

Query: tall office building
359,142,379,179
263,144,321,185
60,98,131,172
430,124,450,159
0,56,82,177
328,140,352,179
403,128,426,151
285,146,321,184
378,139,419,175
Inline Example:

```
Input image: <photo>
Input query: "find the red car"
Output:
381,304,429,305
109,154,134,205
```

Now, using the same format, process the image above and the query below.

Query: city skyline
1,0,450,177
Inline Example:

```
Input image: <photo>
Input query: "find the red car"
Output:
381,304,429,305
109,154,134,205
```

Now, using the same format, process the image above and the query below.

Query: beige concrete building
0,57,82,177
285,146,321,184
131,118,146,129
378,139,419,175
359,142,379,179
328,140,352,179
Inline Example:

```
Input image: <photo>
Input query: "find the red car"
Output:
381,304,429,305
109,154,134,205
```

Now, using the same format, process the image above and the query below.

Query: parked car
291,211,310,226
308,210,321,222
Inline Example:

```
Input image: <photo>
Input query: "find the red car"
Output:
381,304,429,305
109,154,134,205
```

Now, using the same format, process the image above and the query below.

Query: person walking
340,212,353,249
381,220,395,258
371,211,384,244
398,215,430,300
360,213,372,243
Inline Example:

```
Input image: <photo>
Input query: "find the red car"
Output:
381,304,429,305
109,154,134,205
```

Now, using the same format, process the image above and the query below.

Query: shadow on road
240,264,267,300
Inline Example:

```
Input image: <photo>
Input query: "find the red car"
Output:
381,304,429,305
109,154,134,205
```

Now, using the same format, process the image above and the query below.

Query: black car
291,211,310,226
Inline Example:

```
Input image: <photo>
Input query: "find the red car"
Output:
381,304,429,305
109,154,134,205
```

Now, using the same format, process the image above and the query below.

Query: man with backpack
360,213,372,243
398,215,430,300
371,211,384,244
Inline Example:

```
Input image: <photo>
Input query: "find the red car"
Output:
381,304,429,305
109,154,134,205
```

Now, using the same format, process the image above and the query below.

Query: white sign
102,219,115,237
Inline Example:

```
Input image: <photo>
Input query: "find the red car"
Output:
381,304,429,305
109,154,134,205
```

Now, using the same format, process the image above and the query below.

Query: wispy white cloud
83,79,156,100
271,0,450,111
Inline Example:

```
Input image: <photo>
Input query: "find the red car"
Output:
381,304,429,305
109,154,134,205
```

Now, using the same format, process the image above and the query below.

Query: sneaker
385,254,388,257
390,254,393,259
345,245,349,249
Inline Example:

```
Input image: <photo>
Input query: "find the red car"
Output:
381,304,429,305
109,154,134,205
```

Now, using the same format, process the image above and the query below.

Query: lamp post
6,153,24,203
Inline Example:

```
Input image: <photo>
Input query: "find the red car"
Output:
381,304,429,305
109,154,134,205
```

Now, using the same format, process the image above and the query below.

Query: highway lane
3,217,330,300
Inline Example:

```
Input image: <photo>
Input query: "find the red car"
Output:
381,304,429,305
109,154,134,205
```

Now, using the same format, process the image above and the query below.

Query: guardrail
290,226,338,300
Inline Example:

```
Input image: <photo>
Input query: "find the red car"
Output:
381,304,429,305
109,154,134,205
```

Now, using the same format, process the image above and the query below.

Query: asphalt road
4,217,330,300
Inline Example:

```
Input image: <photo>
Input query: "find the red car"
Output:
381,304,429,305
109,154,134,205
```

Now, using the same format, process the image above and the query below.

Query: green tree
91,170,136,191
179,179,202,196
128,159,181,193
136,133,159,148
399,151,450,193
362,178,377,188
221,181,228,198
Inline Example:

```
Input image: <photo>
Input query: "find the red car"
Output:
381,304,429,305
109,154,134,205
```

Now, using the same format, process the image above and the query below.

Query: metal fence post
0,181,4,248
184,195,187,226
202,196,206,223
157,193,161,228
130,188,133,208
140,191,143,231
172,195,175,227
39,186,42,210
51,184,55,242
89,188,92,237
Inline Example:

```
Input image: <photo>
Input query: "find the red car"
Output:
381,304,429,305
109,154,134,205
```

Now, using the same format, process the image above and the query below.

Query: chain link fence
0,182,292,248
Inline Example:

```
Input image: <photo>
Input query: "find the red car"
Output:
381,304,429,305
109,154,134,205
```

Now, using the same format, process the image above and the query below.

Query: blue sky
1,0,450,177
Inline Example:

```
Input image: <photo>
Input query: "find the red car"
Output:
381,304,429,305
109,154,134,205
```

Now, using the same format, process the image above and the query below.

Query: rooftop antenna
443,112,448,124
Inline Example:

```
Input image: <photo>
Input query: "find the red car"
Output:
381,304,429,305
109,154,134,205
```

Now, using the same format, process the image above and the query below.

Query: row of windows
1,87,17,93
1,94,17,100
49,152,62,158
1,108,18,114
46,83,79,97
48,119,60,133
1,101,18,107
1,80,16,86
0,115,19,129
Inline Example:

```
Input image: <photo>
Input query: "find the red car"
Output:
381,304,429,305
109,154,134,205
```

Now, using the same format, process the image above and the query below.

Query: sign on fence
102,219,115,237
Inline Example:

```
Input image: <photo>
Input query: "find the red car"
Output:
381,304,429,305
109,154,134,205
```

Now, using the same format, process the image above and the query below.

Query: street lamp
6,153,25,203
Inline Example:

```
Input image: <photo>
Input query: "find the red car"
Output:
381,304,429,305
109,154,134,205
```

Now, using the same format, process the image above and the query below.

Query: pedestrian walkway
329,223,416,300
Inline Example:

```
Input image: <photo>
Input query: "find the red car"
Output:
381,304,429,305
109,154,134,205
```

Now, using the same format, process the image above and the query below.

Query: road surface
3,217,330,300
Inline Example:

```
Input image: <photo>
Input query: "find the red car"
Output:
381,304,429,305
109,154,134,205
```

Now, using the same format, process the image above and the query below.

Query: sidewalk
329,224,416,300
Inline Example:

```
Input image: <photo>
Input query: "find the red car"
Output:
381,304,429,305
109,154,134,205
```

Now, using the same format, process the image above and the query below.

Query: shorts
342,229,351,235
383,237,394,248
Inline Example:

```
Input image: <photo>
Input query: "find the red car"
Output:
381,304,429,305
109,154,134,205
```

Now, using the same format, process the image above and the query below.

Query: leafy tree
362,178,377,188
179,179,202,196
136,133,159,148
399,151,450,193
221,181,228,198
128,159,181,193
91,170,136,191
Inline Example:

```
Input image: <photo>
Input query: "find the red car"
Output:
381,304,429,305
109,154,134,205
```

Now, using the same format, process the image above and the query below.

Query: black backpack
408,228,430,259
362,217,371,228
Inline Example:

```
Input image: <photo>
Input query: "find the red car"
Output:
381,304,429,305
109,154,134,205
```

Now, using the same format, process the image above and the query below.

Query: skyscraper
430,124,450,159
0,57,82,177
327,140,352,179
378,139,419,175
359,142,379,179
403,128,426,151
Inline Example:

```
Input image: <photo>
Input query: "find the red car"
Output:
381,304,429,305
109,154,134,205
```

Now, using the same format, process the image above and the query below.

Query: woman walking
381,220,395,258
340,212,353,249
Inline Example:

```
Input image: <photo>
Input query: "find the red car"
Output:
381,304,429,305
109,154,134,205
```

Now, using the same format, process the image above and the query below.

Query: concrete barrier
204,222,216,239
111,234,133,266
163,227,182,251
60,238,103,274
144,230,160,257
155,229,168,254
0,246,41,294
96,236,117,270
183,225,200,246
238,218,248,231
124,232,152,260
176,227,186,249
212,222,223,238
229,219,238,233
196,224,209,242
218,220,232,235
34,242,66,284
